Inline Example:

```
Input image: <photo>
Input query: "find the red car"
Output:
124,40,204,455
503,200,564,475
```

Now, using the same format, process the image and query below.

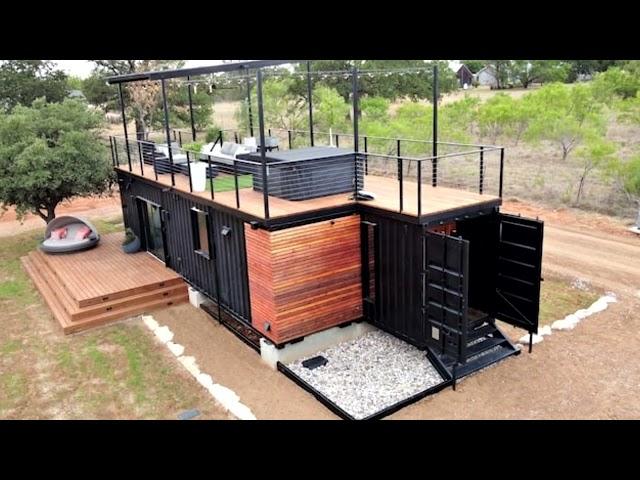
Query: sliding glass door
138,199,166,263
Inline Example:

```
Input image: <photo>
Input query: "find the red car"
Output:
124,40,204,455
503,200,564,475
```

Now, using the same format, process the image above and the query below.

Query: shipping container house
107,60,544,412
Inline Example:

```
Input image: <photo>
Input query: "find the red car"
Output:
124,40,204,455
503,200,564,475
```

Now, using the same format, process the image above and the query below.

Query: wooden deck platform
21,233,188,334
117,166,500,221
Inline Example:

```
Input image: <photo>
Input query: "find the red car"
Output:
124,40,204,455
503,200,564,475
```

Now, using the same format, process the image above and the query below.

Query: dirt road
501,200,640,298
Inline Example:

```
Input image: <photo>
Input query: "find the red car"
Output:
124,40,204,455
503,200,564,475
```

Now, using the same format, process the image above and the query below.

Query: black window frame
190,207,211,259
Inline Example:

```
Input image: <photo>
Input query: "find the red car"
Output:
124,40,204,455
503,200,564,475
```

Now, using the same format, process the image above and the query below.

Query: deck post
417,159,422,216
432,65,438,187
397,139,403,212
207,154,214,200
479,146,485,194
137,141,144,177
352,66,360,199
257,69,270,220
364,136,368,175
118,83,132,171
109,136,115,167
186,151,193,192
161,79,176,187
499,147,505,198
187,75,197,142
246,75,254,138
307,61,315,147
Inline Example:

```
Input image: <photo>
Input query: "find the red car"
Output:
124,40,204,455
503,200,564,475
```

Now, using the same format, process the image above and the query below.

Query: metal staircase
433,309,520,380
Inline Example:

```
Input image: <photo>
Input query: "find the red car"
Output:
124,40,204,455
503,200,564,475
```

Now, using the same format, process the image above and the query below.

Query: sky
51,60,227,78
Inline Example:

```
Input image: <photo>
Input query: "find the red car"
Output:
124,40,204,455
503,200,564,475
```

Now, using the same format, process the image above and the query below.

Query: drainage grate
302,355,328,370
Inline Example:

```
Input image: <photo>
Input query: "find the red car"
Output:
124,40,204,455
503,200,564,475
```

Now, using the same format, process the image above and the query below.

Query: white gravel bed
287,330,444,419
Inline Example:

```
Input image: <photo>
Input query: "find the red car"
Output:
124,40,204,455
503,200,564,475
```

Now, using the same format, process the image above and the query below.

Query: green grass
1,340,21,355
0,373,27,409
539,277,600,326
206,174,253,193
86,339,114,382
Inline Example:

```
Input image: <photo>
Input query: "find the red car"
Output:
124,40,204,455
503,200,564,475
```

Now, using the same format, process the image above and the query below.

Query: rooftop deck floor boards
117,166,500,221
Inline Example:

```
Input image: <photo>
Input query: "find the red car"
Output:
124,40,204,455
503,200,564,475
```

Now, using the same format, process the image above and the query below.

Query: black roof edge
105,60,301,85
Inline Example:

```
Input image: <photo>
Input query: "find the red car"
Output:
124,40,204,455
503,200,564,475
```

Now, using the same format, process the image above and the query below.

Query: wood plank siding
245,215,363,344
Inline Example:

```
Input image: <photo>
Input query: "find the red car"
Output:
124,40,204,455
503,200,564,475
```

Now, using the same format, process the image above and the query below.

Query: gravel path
287,330,444,419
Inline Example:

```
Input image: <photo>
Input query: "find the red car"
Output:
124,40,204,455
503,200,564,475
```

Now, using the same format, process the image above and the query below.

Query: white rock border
140,314,256,420
518,293,617,345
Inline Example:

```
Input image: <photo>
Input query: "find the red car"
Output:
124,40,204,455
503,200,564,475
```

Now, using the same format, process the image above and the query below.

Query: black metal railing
109,128,505,223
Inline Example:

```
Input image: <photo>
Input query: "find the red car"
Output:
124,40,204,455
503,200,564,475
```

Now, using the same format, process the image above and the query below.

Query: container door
494,213,544,334
423,231,470,362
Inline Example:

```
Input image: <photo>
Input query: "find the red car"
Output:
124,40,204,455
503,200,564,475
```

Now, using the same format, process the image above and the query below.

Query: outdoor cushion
75,225,91,240
51,227,68,240
220,142,235,155
40,216,100,254
201,143,217,154
171,153,189,164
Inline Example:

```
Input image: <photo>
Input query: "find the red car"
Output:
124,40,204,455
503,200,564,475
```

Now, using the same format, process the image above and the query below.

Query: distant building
455,64,474,88
475,65,498,88
68,89,86,100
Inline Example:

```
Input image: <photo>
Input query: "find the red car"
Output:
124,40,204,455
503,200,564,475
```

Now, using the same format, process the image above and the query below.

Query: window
191,208,210,258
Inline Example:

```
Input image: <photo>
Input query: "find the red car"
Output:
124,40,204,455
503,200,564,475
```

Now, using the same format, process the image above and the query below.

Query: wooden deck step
28,251,187,322
21,256,73,330
62,289,188,335
21,238,189,335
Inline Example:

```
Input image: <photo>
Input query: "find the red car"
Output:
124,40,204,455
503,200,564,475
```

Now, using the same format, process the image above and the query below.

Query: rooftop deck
117,165,499,221
110,130,504,225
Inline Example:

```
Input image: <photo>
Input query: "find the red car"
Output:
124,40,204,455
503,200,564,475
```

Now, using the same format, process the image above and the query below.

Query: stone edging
140,314,257,420
518,293,618,346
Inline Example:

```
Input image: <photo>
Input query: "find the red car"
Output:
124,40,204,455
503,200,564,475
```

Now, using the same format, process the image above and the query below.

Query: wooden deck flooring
117,166,500,220
21,233,188,334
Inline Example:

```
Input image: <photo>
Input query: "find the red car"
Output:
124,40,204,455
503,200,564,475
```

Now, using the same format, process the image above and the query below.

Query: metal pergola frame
106,59,441,219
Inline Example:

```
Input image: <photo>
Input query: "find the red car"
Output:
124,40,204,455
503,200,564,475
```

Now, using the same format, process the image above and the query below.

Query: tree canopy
288,60,457,102
90,60,213,137
82,73,117,112
0,61,69,113
0,98,112,222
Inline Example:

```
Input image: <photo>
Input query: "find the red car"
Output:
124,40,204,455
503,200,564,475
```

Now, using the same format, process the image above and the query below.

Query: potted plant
122,228,141,254
184,141,208,192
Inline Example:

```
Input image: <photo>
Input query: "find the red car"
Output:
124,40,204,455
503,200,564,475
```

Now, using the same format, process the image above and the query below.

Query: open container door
423,231,470,365
494,213,544,334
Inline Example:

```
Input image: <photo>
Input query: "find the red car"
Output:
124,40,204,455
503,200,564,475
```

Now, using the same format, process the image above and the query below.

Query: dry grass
0,219,231,420
539,276,601,327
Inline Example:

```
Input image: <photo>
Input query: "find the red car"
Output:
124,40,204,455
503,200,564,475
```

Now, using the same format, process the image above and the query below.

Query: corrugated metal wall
116,172,251,323
361,213,425,348
207,208,251,321
162,192,219,309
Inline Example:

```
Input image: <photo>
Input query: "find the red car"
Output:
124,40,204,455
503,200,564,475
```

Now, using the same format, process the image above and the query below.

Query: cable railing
109,129,505,223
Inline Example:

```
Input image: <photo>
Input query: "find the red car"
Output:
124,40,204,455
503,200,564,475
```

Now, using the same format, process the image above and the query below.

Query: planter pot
190,162,208,192
122,236,141,254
